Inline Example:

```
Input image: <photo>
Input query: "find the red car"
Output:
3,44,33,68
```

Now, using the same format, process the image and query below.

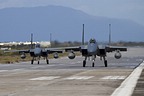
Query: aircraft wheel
38,61,39,64
46,60,49,64
92,62,95,67
83,60,86,67
31,60,34,64
104,60,107,67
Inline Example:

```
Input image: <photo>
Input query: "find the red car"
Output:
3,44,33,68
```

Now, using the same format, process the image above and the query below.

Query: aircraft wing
64,46,81,52
64,45,87,52
4,50,30,53
45,46,81,52
43,48,63,54
47,50,63,54
106,45,127,52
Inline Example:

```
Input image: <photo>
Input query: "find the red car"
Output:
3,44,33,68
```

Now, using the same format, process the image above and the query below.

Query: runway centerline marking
29,76,60,80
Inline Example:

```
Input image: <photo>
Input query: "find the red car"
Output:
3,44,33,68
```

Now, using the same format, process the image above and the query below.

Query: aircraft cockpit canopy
35,43,41,48
89,38,96,43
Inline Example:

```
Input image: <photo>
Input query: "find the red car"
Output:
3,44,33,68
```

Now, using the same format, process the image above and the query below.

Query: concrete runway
0,47,144,96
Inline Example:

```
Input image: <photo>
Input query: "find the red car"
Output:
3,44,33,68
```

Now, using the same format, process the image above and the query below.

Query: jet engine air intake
114,50,122,59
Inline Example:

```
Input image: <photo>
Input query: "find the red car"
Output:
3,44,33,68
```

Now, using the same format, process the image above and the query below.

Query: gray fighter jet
5,34,63,64
64,24,127,67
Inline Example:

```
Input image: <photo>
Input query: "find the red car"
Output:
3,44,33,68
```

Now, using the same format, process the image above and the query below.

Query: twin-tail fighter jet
5,24,127,67
63,24,127,67
5,34,63,64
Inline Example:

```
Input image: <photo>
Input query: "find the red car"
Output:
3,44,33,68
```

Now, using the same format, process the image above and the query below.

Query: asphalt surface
132,69,144,96
0,47,144,96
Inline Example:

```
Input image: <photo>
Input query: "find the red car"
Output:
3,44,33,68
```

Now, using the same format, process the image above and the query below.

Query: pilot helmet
89,38,96,43
35,43,41,48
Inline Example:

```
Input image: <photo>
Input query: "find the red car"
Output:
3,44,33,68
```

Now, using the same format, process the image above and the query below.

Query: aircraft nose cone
34,48,41,56
88,47,97,55
34,52,40,56
88,51,96,56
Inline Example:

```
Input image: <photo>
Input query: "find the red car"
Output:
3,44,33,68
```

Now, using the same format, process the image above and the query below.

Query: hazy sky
0,0,144,26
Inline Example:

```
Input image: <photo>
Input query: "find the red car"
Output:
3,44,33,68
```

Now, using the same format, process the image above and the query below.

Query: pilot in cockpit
35,43,41,48
89,38,96,43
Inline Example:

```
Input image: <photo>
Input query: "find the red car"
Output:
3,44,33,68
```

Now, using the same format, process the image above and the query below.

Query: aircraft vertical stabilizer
31,33,33,49
82,24,85,45
109,24,111,45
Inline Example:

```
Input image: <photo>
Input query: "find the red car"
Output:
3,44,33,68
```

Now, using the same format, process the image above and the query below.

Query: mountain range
0,5,144,42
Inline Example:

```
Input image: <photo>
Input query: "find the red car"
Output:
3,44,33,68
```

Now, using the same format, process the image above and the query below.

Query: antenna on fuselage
30,33,33,49
109,24,111,45
82,24,85,45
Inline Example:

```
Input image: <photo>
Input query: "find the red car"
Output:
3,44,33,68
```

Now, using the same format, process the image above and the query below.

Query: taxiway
0,47,144,96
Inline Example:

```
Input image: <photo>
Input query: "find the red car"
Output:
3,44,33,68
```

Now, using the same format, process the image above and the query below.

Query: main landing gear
103,56,107,67
46,57,49,64
83,60,86,67
31,59,34,64
104,60,107,67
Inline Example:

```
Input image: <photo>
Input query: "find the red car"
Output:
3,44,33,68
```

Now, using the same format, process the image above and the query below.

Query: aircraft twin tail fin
82,24,85,45
109,24,111,45
30,33,33,49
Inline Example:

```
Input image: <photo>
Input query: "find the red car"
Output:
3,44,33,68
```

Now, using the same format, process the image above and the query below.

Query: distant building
0,41,51,47
0,47,11,51
38,41,51,47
